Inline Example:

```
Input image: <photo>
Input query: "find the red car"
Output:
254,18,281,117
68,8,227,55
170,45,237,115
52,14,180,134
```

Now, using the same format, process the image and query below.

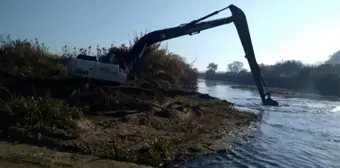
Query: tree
206,62,218,74
227,61,244,73
207,63,218,71
239,69,249,75
327,50,340,64
272,60,304,76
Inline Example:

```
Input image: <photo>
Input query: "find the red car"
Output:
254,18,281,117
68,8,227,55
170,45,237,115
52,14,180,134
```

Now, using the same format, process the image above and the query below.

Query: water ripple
182,80,340,168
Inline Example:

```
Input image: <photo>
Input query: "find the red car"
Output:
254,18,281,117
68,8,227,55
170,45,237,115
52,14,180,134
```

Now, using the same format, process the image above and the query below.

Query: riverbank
0,37,259,167
0,141,152,168
0,75,259,167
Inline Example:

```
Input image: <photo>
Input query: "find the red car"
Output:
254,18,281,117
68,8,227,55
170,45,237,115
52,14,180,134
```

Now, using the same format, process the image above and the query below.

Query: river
179,79,340,168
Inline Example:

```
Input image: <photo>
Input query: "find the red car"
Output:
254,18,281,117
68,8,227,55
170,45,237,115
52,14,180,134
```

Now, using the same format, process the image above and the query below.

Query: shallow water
180,79,340,168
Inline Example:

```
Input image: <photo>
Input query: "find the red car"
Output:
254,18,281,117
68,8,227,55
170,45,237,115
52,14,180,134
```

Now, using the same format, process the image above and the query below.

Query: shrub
103,34,198,88
0,95,82,134
0,35,67,77
142,137,173,166
101,137,173,167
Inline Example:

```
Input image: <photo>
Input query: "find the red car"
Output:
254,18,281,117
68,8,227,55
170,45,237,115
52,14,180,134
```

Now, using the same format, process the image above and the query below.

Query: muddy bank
0,76,259,167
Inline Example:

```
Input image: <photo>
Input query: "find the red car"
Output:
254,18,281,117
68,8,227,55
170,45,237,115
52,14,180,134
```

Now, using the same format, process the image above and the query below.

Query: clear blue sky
1,0,340,71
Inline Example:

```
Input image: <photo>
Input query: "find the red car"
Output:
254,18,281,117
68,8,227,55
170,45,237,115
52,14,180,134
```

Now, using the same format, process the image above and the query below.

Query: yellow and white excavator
67,4,279,106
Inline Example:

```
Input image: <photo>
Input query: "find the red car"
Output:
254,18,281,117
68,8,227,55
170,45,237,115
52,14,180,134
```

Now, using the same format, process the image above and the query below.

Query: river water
180,79,340,168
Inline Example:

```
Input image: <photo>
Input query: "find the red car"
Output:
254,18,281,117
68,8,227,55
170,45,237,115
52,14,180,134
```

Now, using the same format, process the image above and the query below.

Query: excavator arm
120,4,278,106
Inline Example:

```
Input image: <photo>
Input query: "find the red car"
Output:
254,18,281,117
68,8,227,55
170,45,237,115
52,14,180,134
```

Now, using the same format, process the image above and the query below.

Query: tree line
201,50,340,97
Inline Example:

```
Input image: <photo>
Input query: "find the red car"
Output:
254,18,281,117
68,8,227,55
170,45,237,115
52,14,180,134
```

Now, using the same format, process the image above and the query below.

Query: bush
0,35,67,77
0,95,82,134
101,34,198,88
102,137,173,167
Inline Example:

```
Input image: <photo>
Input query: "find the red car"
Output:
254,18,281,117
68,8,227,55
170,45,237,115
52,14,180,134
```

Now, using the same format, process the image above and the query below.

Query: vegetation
0,34,196,166
0,34,197,88
0,35,258,167
0,94,82,137
327,50,340,64
203,56,340,97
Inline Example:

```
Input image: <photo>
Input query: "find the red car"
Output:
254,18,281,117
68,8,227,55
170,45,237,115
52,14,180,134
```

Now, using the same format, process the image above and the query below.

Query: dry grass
0,34,197,88
0,35,68,77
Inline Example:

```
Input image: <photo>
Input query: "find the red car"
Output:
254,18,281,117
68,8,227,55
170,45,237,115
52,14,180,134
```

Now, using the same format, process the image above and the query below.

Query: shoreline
229,84,340,101
200,78,340,101
0,75,260,168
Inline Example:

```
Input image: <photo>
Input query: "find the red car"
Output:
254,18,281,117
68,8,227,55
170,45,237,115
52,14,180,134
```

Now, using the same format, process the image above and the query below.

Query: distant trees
259,60,304,77
327,50,340,64
201,48,340,97
227,61,244,73
206,62,218,74
203,59,340,97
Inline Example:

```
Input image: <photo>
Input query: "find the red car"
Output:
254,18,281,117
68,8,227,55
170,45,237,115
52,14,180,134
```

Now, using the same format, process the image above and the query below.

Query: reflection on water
179,79,340,168
204,80,219,87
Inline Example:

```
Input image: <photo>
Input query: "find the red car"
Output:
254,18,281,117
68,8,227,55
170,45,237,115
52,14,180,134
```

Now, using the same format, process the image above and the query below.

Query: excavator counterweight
67,4,279,106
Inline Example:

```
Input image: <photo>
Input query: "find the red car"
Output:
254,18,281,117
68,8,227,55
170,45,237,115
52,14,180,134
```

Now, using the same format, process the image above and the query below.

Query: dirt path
0,141,151,168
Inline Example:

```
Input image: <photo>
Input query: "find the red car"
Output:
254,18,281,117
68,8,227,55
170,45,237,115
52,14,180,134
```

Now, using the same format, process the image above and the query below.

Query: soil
0,75,260,167
0,141,151,168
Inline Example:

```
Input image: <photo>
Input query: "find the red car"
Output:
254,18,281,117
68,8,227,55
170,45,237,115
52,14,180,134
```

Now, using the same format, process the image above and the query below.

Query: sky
1,0,340,72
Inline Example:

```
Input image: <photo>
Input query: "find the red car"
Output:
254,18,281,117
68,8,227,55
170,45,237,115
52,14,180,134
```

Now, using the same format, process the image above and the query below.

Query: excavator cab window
76,54,98,62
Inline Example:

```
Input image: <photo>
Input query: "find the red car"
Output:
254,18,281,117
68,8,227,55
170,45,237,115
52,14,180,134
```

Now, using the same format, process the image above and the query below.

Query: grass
100,137,174,167
0,35,68,77
0,94,83,140
173,96,195,105
142,137,173,166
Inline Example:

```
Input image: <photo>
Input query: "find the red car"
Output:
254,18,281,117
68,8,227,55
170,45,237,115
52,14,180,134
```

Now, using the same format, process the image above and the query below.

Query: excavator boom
119,4,278,106
115,4,279,106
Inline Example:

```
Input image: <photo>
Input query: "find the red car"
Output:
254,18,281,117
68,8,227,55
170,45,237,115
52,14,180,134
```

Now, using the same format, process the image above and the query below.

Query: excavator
67,4,279,106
